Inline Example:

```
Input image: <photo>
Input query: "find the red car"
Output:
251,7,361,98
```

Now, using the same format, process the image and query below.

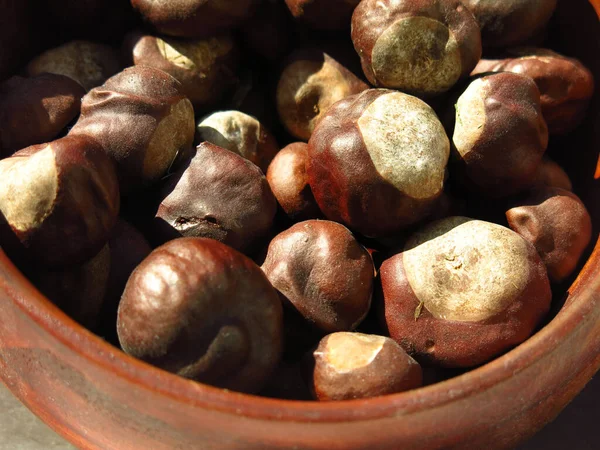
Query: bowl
1,1,599,449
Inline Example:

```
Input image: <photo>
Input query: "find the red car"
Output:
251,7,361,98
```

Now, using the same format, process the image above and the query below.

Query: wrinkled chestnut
123,32,240,110
153,142,276,253
130,0,260,38
27,40,122,91
0,135,120,268
451,72,548,197
117,237,283,394
266,142,321,221
461,0,557,48
196,110,279,173
351,0,481,96
533,158,572,191
380,217,551,367
308,89,450,237
69,66,195,194
506,187,592,282
0,74,85,156
276,49,368,141
472,48,594,135
285,0,360,30
309,332,422,401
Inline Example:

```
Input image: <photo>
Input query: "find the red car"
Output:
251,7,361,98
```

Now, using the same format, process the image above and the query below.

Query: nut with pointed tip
117,237,283,394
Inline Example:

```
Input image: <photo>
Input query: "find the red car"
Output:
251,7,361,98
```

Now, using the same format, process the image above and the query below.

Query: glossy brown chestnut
153,142,276,254
117,237,283,394
123,31,240,111
351,0,481,96
307,89,450,237
451,72,548,197
472,48,594,134
27,40,121,91
507,187,592,283
266,142,321,221
461,0,557,48
69,66,195,194
380,217,552,367
285,0,361,30
130,0,260,38
196,110,279,173
309,332,423,401
0,74,85,156
0,134,120,269
276,49,368,141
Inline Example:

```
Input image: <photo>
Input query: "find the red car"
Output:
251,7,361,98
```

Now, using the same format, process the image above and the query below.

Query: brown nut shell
285,0,361,30
506,187,592,282
153,142,276,254
117,237,283,394
307,89,449,237
309,332,423,401
532,158,572,191
69,66,195,194
351,0,481,96
380,217,552,367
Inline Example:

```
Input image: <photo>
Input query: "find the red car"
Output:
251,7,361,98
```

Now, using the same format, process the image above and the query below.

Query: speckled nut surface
69,66,195,194
266,142,321,221
276,49,368,141
451,72,548,197
506,187,592,283
309,332,423,401
261,220,374,335
380,217,552,367
462,0,557,48
533,158,572,191
130,0,260,38
472,48,594,135
123,31,240,110
117,237,283,394
196,110,278,172
0,135,119,269
285,0,361,30
153,142,276,253
308,88,449,237
351,0,481,96
0,74,85,156
27,40,121,91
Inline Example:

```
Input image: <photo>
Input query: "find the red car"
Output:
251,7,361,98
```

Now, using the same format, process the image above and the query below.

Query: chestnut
351,0,481,97
266,142,321,221
380,217,552,367
196,110,279,173
69,66,195,194
27,40,122,91
0,135,120,269
130,0,260,38
123,31,240,111
276,49,368,141
307,89,450,237
533,158,572,192
506,187,592,282
0,74,85,156
117,237,283,394
285,0,360,30
308,332,423,401
152,142,277,254
451,72,548,197
472,48,595,135
461,0,557,48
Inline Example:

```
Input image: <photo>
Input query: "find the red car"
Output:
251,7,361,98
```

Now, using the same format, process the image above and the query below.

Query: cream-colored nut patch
144,99,195,182
453,78,487,158
403,217,532,322
197,111,261,162
357,91,449,199
322,332,385,372
371,17,462,94
156,36,234,71
0,147,58,232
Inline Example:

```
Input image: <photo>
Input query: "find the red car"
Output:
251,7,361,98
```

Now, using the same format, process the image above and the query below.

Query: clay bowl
1,1,600,449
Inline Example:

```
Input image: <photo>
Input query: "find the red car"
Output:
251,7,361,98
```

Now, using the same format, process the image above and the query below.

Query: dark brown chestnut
117,237,283,394
533,158,572,191
285,0,361,30
307,89,450,237
351,0,481,96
